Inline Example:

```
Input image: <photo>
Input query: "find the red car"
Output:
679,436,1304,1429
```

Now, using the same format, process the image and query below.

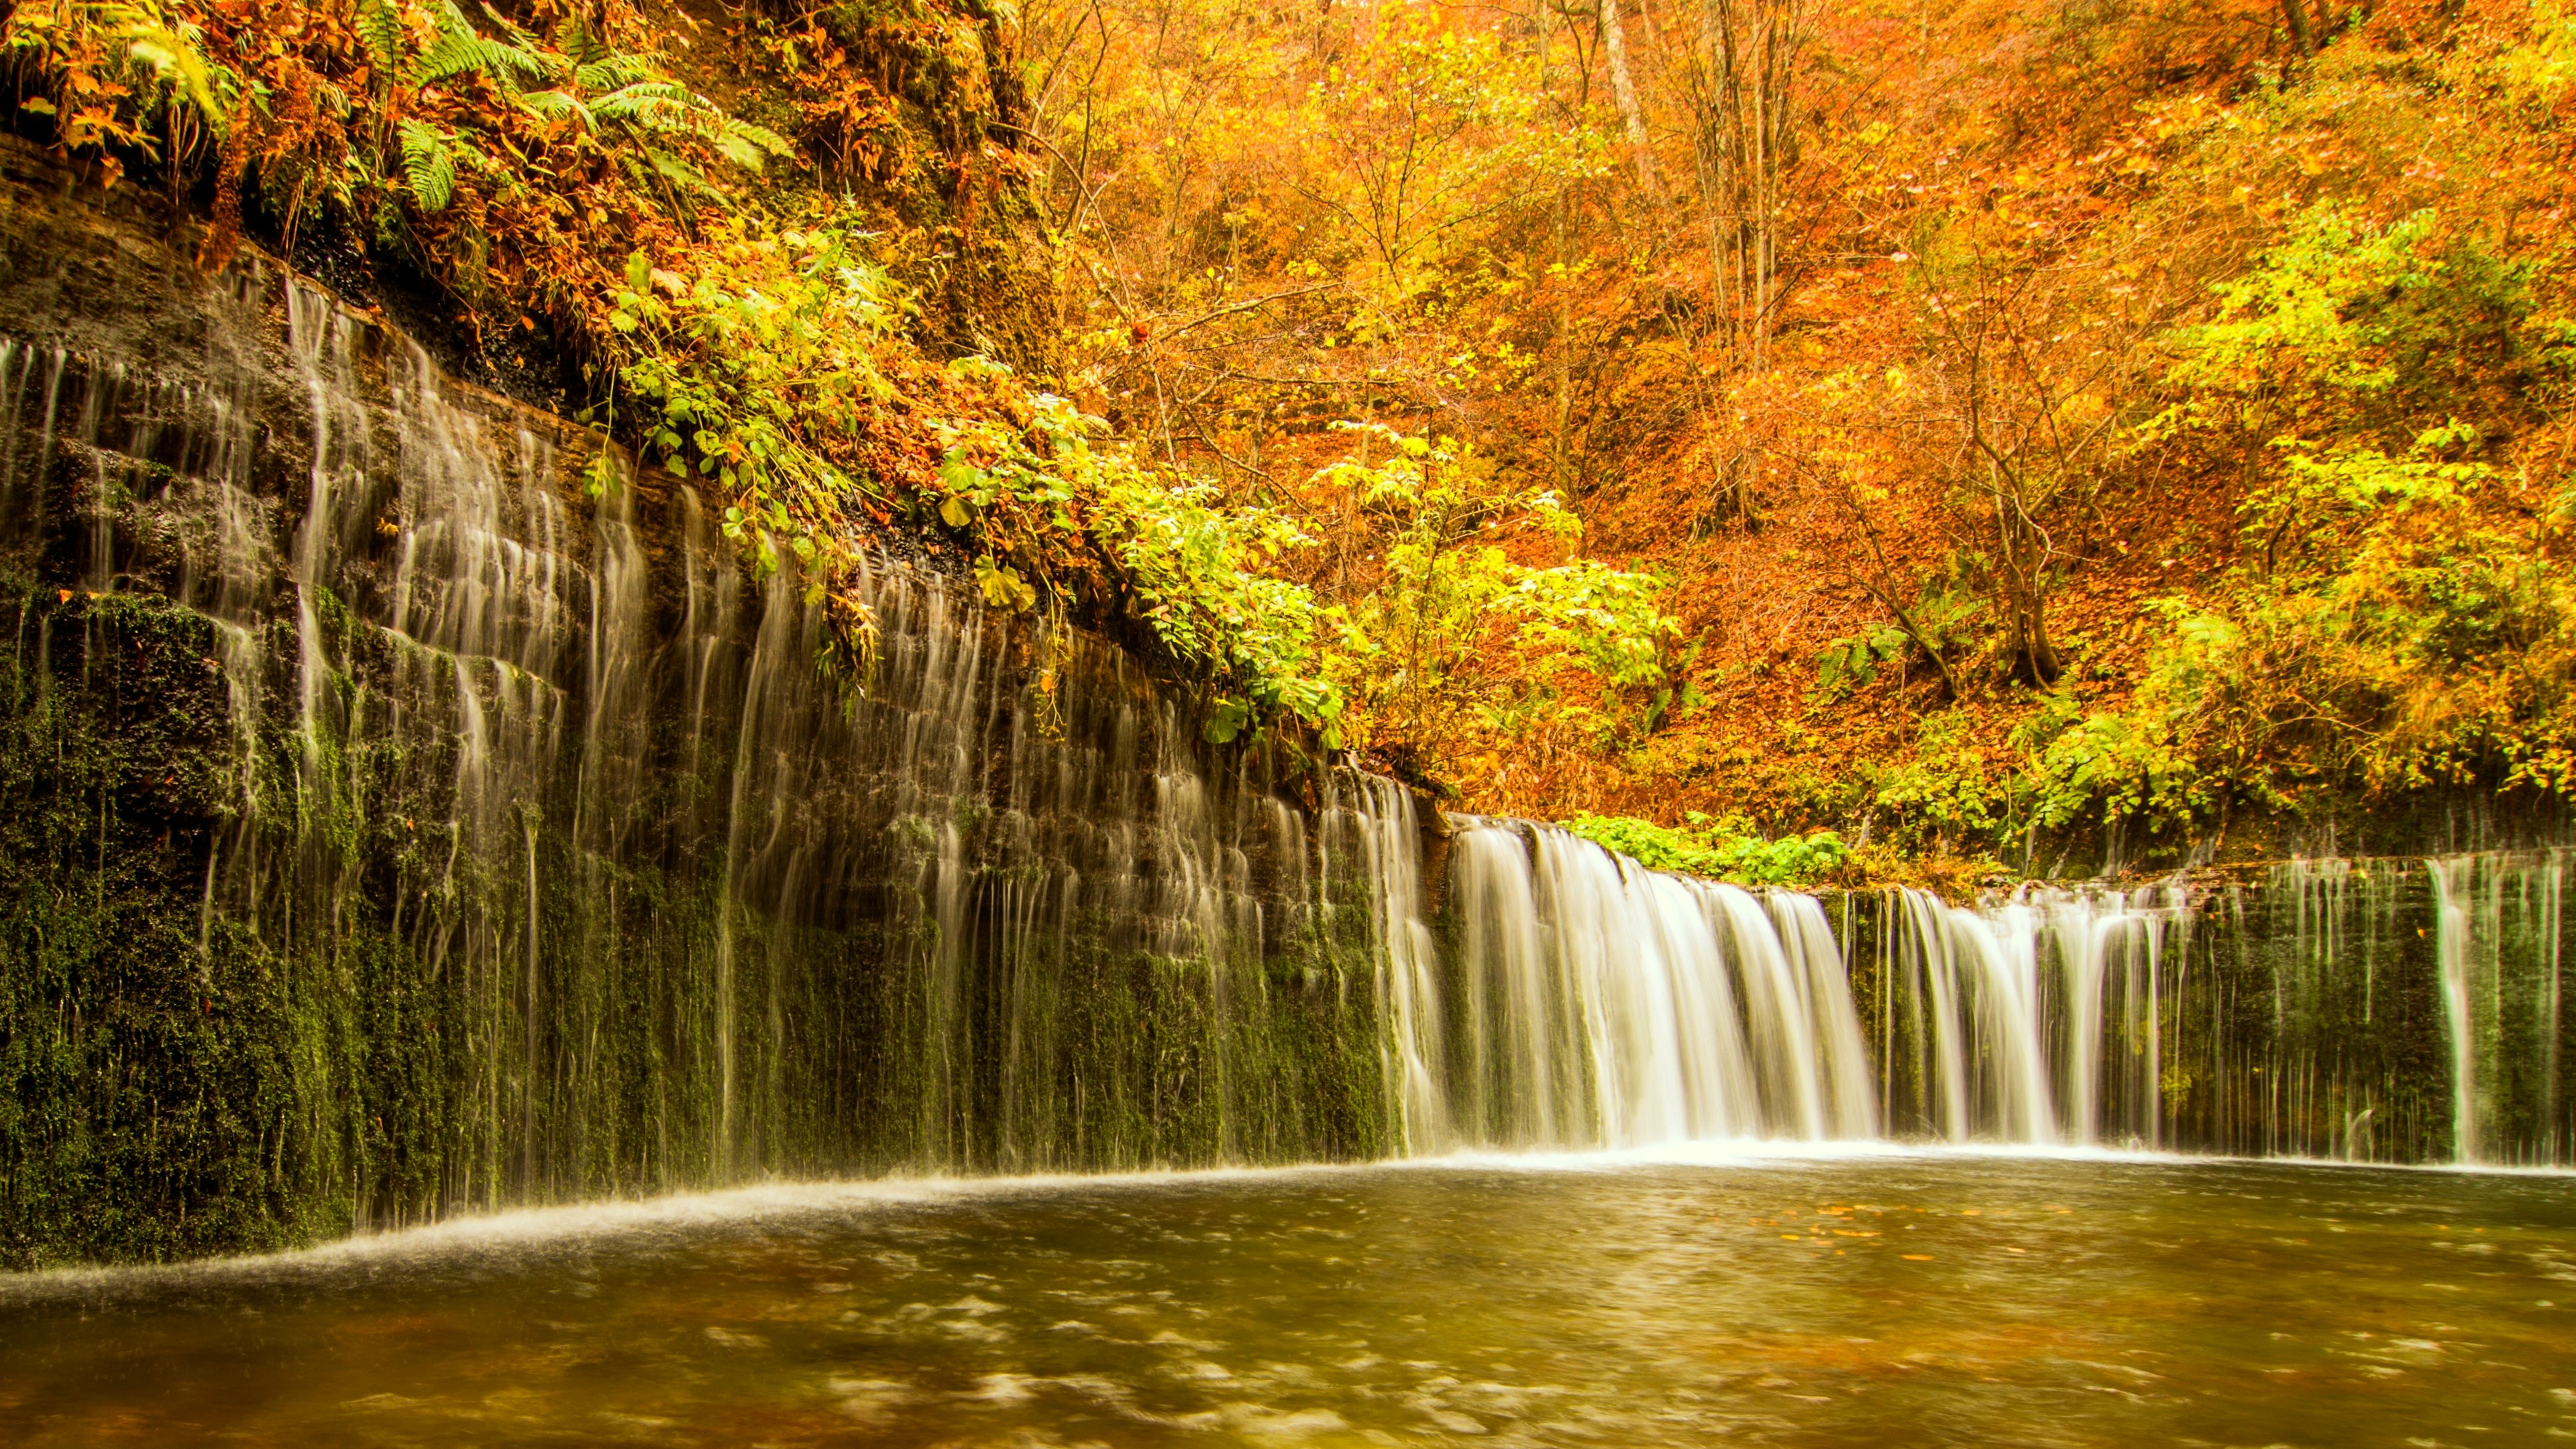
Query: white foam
9,1140,2565,1297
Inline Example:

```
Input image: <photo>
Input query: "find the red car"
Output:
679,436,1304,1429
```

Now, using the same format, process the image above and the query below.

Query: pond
3,1148,2571,1446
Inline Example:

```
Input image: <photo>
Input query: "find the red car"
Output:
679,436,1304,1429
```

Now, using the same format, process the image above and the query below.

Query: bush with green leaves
1315,425,1676,759
930,376,1348,740
1812,587,1980,703
1867,713,2016,852
608,219,1352,737
2022,199,2576,839
1560,812,1850,888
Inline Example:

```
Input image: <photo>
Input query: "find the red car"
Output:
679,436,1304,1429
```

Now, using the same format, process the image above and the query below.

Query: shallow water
3,1151,2573,1446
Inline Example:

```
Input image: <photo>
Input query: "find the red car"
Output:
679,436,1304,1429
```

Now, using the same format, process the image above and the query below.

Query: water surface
4,1150,2572,1446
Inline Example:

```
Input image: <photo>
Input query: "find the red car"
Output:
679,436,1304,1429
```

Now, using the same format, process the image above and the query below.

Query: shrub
1560,812,1850,888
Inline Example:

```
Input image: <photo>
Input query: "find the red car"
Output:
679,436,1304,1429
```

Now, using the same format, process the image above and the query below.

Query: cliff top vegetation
9,0,2575,884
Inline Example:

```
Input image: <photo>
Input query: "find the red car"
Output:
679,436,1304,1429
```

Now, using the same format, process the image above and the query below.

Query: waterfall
1330,773,1447,1154
0,265,1407,1262
1421,819,1878,1150
1364,846,2561,1168
1858,857,2570,1165
5,236,2575,1269
2428,851,2565,1165
1868,885,2182,1146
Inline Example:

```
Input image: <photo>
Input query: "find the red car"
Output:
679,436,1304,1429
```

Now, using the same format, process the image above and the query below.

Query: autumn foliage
1017,0,2576,870
10,0,2576,875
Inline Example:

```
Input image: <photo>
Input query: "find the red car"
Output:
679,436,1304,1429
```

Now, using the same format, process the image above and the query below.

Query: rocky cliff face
0,143,1403,1270
3,144,2565,1273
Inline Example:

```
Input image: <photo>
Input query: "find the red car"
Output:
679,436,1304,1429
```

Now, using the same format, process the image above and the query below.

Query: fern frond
587,80,693,130
551,17,612,68
354,0,411,85
417,31,550,91
123,21,237,135
396,117,459,213
517,88,592,129
645,148,714,197
716,117,793,170
574,52,661,93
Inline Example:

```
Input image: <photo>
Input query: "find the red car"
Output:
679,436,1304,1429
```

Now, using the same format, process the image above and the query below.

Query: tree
1678,0,1808,366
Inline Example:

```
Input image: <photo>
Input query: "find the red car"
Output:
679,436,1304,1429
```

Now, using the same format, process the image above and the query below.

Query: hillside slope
11,0,2572,883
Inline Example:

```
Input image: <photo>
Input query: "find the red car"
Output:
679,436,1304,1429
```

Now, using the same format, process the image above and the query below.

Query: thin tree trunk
1544,0,1576,486
1690,0,1800,366
2280,0,2316,52
1748,12,1770,366
1600,0,1657,190
1991,475,2062,685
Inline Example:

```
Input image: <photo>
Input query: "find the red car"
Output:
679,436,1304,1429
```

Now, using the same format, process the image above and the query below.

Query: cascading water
2,215,2572,1269
0,259,1415,1265
1422,819,1877,1150
2428,851,2566,1165
1852,855,2571,1164
1416,828,2566,1167
1864,884,2184,1148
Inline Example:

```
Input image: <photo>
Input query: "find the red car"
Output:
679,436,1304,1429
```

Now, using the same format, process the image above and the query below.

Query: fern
573,52,659,93
121,15,237,131
396,117,458,212
586,78,792,174
354,0,409,85
716,117,792,172
588,80,694,130
643,148,714,197
550,15,612,68
416,30,549,90
518,88,592,129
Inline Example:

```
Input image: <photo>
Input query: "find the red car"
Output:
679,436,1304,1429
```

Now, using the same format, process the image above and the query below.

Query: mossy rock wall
1831,863,2573,1166
0,152,1396,1271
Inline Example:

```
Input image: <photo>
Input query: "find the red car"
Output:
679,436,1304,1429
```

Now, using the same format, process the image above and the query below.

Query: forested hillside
11,0,2572,881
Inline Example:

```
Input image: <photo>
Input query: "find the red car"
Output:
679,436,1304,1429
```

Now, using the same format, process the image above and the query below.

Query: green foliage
1814,622,1910,700
2011,197,2576,841
2149,205,2438,426
1316,425,1676,754
2006,494,2575,843
1813,588,1980,702
2245,426,2496,576
2,0,238,178
354,0,405,78
415,11,549,91
1561,812,1851,887
930,376,1348,739
2019,695,2214,840
603,217,927,684
2145,203,2557,458
1868,714,2013,849
395,118,458,213
610,221,900,585
606,217,1349,738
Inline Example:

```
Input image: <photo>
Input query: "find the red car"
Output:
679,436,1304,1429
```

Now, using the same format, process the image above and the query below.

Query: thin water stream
3,1152,2571,1446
